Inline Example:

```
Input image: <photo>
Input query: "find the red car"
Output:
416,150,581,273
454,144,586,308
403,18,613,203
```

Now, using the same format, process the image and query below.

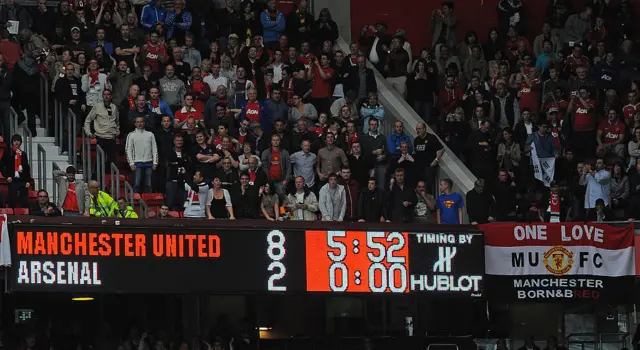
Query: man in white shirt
125,116,159,193
184,170,210,218
318,173,346,221
203,62,229,94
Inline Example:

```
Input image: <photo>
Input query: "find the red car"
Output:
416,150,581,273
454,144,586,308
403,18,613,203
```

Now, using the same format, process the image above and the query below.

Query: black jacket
245,168,268,189
155,128,175,163
357,187,386,222
386,183,417,223
54,76,84,105
215,168,240,190
0,68,12,104
345,67,377,97
0,147,31,181
29,201,62,217
165,148,193,182
466,189,495,223
231,184,259,219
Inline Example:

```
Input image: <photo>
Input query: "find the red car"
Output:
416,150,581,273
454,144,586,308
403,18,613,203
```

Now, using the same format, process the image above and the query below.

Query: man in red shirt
568,86,597,159
597,109,626,158
261,134,291,198
174,94,202,129
141,31,168,74
53,166,90,216
310,53,334,114
623,91,640,124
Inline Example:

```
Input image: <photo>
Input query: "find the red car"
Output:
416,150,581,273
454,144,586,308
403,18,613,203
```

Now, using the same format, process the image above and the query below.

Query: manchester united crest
543,245,574,275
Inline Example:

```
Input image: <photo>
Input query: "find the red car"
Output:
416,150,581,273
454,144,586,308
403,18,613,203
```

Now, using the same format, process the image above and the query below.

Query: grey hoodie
159,75,186,106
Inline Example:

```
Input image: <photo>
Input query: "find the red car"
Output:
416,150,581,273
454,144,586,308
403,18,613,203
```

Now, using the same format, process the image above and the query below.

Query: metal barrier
53,99,61,147
82,128,92,179
20,125,33,164
96,145,106,190
67,109,78,167
8,107,18,137
39,73,49,131
124,181,134,204
36,144,47,191
566,332,629,350
139,198,148,218
52,162,60,204
110,162,121,197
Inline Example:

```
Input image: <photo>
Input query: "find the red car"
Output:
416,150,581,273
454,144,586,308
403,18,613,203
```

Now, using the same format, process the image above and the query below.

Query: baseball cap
228,33,239,40
547,107,559,114
66,166,77,174
71,26,81,33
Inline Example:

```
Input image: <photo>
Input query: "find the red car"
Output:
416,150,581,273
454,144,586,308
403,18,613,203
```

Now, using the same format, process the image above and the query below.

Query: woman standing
206,177,235,219
260,182,280,221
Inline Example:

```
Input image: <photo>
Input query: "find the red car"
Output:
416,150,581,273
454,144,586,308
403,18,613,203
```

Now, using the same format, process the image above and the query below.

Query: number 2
267,262,286,291
267,230,287,291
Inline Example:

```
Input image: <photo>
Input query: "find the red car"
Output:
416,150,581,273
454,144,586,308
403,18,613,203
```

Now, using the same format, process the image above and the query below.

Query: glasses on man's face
38,195,48,198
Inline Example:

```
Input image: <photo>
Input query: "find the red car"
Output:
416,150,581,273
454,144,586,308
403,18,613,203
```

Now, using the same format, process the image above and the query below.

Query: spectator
413,180,436,222
568,86,597,160
314,8,339,46
286,0,313,46
203,61,229,94
310,53,334,113
157,204,172,218
290,139,317,190
386,168,416,223
319,173,346,221
525,120,559,159
82,59,112,108
140,0,167,34
160,64,187,111
610,163,630,217
165,133,192,210
490,82,520,130
436,75,464,118
114,24,139,69
388,121,413,157
288,93,318,127
0,136,30,208
30,190,62,217
316,132,348,187
385,37,410,98
239,88,269,132
215,156,239,190
359,93,383,134
389,140,419,188
165,0,191,43
110,58,141,109
231,172,258,219
497,127,521,174
238,142,261,172
463,45,488,83
87,180,118,217
494,170,518,221
596,108,625,159
285,176,318,221
84,89,120,167
246,156,268,189
355,177,386,222
115,196,138,218
436,178,464,224
126,116,159,194
628,127,640,169
466,120,495,183
348,141,373,187
261,134,291,198
533,22,561,57
582,158,611,213
564,6,592,46
260,182,280,221
466,179,495,224
338,166,360,221
291,119,319,153
361,118,388,189
53,166,90,216
347,55,377,101
182,33,201,69
431,1,457,49
260,0,285,48
32,0,55,40
183,170,209,218
174,94,203,129
586,197,612,222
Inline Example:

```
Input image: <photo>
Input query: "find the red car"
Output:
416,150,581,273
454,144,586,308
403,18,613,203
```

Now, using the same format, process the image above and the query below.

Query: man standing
126,116,159,194
184,170,209,219
114,24,140,70
159,64,187,112
414,122,443,190
361,118,388,189
386,168,417,223
385,37,410,98
319,173,346,221
582,158,611,213
53,166,90,216
0,134,30,208
310,53,334,114
203,62,229,94
436,178,464,224
84,89,120,167
338,166,360,222
260,0,285,49
261,134,291,198
388,121,413,157
316,132,348,187
290,139,316,190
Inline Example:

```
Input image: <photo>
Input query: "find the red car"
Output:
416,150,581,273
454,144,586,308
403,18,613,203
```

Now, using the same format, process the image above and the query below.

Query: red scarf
282,79,294,106
88,71,99,86
192,80,204,92
128,96,136,109
150,100,159,108
13,146,22,178
549,192,560,222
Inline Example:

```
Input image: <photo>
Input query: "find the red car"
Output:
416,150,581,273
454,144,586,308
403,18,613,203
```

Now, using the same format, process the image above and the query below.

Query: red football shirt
573,100,596,132
598,120,625,144
311,65,334,99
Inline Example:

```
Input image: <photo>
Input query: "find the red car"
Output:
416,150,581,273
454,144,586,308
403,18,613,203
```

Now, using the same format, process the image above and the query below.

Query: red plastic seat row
0,208,29,215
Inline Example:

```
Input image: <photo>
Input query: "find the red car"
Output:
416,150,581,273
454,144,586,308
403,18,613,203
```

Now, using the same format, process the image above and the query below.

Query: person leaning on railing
87,180,118,217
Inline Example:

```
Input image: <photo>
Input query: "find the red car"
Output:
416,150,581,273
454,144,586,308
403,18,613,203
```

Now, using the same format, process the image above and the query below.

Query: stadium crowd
0,0,636,224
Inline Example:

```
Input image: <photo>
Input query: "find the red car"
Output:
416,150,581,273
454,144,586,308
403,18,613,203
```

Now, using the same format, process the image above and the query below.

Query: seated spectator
284,176,319,221
157,204,172,219
387,168,416,223
30,190,62,217
585,198,612,222
126,116,159,194
319,173,346,222
53,166,90,217
112,197,137,219
260,182,280,221
0,134,31,208
596,108,625,160
87,180,118,217
436,178,464,224
231,173,259,219
184,170,210,219
466,179,495,224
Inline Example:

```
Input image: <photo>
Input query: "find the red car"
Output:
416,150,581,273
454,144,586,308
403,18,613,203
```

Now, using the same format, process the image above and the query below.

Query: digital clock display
305,231,484,296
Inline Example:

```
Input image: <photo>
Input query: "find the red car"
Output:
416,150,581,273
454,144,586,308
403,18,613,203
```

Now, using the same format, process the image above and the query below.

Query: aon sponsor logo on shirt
576,108,589,114
605,132,619,139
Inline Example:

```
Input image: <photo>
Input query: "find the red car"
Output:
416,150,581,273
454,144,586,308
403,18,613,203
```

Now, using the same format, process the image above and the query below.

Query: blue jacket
147,100,173,120
166,10,192,39
140,1,167,32
260,10,286,43
240,101,271,134
89,41,114,56
388,132,413,156
360,103,384,121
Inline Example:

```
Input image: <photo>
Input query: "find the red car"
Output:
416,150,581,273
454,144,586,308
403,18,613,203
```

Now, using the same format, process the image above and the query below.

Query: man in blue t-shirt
436,178,464,224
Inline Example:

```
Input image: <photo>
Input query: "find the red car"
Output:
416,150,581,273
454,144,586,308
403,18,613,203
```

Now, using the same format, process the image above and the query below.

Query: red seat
105,174,126,188
147,210,156,218
0,135,4,143
0,208,13,215
28,191,37,204
142,193,165,205
133,193,141,201
78,137,97,146
169,211,180,218
13,208,29,215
